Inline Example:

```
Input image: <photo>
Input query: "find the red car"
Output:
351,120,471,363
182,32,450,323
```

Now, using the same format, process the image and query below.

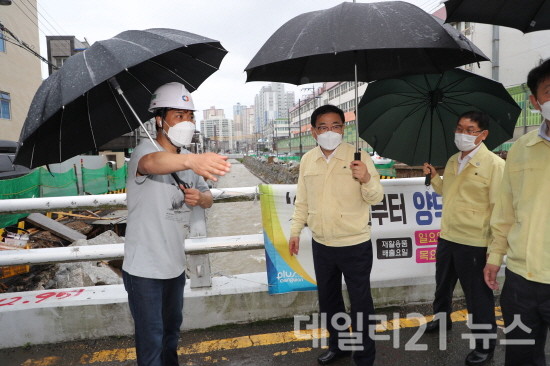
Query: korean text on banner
259,178,442,294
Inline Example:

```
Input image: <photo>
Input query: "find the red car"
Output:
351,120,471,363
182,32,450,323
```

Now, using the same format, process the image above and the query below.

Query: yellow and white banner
260,178,442,294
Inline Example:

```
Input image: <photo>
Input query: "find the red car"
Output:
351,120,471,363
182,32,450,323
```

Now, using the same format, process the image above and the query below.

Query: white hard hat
148,82,195,112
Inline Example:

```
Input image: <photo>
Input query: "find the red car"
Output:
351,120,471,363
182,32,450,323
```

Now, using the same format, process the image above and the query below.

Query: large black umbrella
245,1,488,157
246,1,487,84
357,68,521,169
445,0,550,33
14,28,227,169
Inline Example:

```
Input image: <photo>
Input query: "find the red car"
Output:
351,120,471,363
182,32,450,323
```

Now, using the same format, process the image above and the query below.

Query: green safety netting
374,161,396,178
109,164,127,191
0,163,127,228
0,169,41,228
81,164,127,195
82,166,109,195
40,168,78,197
262,155,301,161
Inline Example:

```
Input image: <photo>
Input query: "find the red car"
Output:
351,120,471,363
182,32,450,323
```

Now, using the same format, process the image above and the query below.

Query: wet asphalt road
2,299,547,366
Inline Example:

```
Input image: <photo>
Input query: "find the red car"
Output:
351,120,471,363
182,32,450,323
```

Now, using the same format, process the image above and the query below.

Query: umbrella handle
352,152,362,181
424,173,431,186
171,173,190,189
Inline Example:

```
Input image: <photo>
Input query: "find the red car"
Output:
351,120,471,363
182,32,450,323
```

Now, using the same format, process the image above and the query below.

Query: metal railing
0,188,262,288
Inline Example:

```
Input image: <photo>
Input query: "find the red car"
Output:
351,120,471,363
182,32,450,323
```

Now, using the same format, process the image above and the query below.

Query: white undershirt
457,143,482,174
321,145,339,163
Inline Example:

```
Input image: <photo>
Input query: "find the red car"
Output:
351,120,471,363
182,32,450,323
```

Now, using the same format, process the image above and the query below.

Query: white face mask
316,131,342,151
164,120,195,147
454,133,479,152
537,100,550,121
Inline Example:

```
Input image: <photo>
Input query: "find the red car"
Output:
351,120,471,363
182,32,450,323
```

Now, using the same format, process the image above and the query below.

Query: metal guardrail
0,234,265,266
0,189,262,288
0,187,259,215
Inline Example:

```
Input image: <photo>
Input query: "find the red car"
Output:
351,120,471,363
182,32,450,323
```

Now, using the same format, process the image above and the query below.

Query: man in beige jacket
423,111,504,366
484,59,550,366
289,105,383,366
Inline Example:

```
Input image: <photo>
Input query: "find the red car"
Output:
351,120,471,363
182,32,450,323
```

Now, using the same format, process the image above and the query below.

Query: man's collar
333,143,348,160
315,143,345,160
467,143,488,166
537,121,550,142
454,142,486,162
459,143,482,162
527,128,548,147
314,146,325,160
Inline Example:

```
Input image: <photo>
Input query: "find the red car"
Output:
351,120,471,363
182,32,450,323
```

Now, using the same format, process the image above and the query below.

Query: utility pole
272,120,276,156
301,84,317,108
298,99,303,156
213,124,218,153
287,117,291,156
522,83,529,136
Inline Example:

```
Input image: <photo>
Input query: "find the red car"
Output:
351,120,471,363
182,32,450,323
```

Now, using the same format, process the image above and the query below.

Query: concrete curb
0,271,503,349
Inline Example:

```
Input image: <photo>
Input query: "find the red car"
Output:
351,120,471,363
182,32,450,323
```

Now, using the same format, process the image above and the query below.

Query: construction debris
48,231,124,289
25,213,87,242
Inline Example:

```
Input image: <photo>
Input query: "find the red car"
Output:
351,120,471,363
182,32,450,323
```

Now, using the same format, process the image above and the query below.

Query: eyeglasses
316,124,344,133
455,127,484,135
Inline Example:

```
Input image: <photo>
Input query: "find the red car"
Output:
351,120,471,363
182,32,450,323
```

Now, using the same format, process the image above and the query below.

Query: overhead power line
11,0,44,35
426,1,445,14
0,21,57,70
9,0,73,68
35,0,69,35
418,0,438,11
23,0,64,36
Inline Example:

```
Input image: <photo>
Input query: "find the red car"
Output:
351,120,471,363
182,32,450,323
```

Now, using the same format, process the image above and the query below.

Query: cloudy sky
32,0,443,118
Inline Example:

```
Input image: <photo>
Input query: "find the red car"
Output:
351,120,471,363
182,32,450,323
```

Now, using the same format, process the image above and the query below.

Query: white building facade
200,106,234,153
254,82,295,151
0,1,42,141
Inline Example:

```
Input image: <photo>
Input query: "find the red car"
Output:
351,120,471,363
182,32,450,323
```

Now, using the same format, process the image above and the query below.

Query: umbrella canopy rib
170,43,225,70
433,104,452,162
85,92,97,152
30,143,35,168
58,107,65,168
111,37,157,58
289,14,322,59
120,69,154,94
187,54,222,70
107,81,135,133
411,104,432,165
82,52,97,86
145,59,198,91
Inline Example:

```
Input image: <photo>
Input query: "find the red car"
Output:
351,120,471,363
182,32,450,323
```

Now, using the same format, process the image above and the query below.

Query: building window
53,56,68,68
0,92,11,119
0,31,5,53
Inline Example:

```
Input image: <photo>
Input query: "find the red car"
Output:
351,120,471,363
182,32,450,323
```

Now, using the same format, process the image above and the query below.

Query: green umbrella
357,68,521,169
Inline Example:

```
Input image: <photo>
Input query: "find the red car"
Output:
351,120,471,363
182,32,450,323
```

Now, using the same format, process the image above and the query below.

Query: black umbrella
445,0,550,33
14,28,227,169
357,68,520,179
245,1,488,157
